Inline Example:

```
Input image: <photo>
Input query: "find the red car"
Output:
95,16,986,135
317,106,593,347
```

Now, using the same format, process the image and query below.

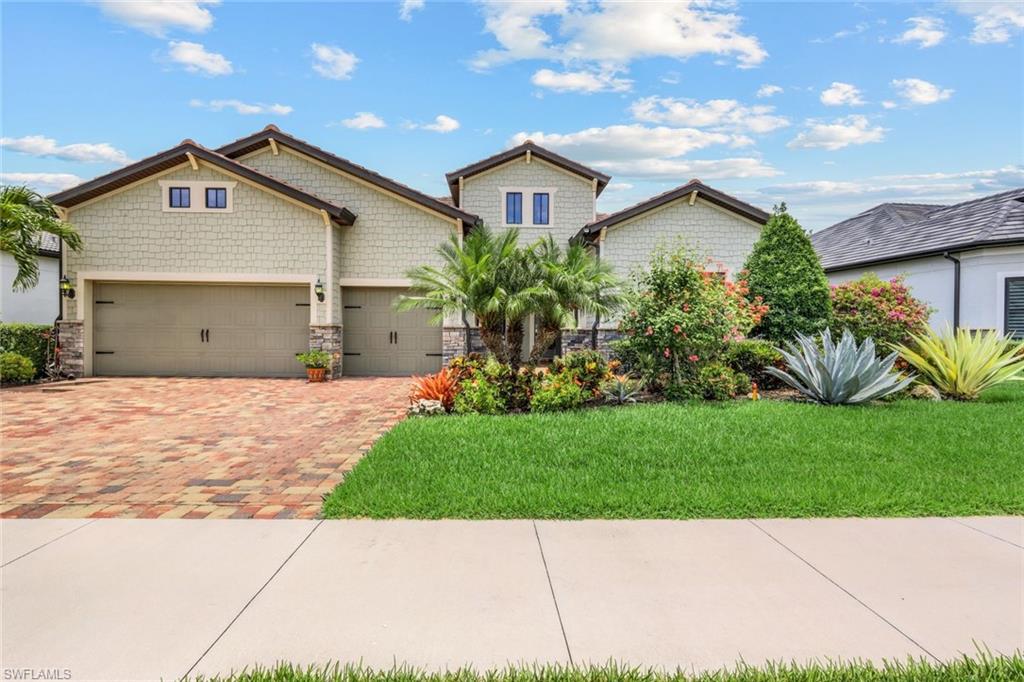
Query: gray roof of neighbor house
445,140,611,205
48,140,357,226
37,233,61,257
574,179,770,242
811,188,1024,271
217,125,479,225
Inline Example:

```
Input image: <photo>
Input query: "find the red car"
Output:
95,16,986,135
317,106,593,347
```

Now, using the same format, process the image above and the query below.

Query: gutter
943,252,961,328
822,238,1024,274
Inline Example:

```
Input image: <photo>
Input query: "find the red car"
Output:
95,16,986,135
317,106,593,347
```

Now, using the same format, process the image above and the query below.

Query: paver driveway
0,377,410,519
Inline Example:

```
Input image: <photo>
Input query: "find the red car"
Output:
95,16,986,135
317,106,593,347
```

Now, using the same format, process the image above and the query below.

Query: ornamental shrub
530,370,586,413
616,246,767,392
725,339,785,389
743,205,831,342
831,273,931,348
697,362,750,401
0,352,36,384
0,323,50,378
552,350,615,398
453,377,506,414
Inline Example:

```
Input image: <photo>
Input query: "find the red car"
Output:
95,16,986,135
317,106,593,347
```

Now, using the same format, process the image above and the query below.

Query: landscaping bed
322,383,1024,520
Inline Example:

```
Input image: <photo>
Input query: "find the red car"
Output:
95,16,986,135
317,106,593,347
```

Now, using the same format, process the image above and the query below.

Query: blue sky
2,0,1022,230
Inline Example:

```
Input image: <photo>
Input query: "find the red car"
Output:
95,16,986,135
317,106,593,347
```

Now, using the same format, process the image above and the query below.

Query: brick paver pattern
1,377,410,519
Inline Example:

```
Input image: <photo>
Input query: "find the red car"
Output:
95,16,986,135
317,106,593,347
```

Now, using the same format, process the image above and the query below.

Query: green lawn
194,655,1024,682
322,383,1024,519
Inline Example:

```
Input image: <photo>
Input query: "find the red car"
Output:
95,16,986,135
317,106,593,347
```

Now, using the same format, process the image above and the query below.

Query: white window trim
498,187,557,228
159,180,237,213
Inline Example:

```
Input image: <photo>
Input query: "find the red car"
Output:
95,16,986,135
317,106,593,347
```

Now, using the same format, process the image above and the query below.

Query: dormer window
169,187,190,208
160,180,235,213
206,187,227,209
533,193,549,225
505,192,522,225
501,187,556,227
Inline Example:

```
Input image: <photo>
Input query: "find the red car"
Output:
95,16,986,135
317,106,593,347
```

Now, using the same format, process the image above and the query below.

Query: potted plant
296,350,332,383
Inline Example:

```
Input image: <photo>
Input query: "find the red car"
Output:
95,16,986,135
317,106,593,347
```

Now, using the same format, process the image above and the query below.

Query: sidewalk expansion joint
747,519,939,663
1,518,98,568
951,518,1023,550
533,521,574,666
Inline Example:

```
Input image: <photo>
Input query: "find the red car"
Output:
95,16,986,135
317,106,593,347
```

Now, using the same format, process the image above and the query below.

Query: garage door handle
394,331,398,344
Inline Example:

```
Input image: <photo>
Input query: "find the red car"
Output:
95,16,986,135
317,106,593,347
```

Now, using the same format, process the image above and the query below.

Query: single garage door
342,287,441,376
92,282,309,377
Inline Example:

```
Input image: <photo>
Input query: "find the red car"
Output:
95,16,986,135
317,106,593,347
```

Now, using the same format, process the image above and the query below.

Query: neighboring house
812,188,1024,338
0,233,60,324
49,126,768,379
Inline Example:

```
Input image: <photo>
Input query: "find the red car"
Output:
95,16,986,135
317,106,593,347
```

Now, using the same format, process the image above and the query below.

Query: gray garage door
342,287,442,376
92,282,309,377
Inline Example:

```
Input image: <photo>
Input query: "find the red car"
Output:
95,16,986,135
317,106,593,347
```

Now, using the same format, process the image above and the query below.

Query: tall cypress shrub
743,204,831,342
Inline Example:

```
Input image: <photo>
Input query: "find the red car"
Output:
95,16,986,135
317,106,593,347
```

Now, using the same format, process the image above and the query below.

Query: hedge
0,323,52,378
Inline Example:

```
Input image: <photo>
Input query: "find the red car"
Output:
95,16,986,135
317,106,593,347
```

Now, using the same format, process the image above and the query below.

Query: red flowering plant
616,247,767,390
831,273,931,349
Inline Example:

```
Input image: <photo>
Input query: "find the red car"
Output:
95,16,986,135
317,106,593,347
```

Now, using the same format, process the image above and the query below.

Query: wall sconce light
60,275,76,299
314,278,325,303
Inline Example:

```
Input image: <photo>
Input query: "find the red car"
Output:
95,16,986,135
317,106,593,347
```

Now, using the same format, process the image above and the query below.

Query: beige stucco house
50,125,768,378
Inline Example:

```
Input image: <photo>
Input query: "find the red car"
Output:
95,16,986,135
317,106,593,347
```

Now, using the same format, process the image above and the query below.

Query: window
505,192,522,224
1007,277,1024,339
206,187,227,209
169,187,190,208
532,193,549,225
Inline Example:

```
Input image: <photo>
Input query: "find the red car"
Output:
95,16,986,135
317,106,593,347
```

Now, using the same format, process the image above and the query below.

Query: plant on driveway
766,328,915,405
895,325,1024,400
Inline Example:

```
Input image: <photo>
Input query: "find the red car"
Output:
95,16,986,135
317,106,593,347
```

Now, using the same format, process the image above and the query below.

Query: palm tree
528,235,623,364
1,185,82,291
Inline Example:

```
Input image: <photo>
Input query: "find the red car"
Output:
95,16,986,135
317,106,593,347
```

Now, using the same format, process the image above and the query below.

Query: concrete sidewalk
1,517,1021,681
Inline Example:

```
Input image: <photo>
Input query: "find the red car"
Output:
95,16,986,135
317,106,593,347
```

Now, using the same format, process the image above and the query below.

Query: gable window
206,187,227,209
169,187,190,208
505,192,523,224
533,193,549,225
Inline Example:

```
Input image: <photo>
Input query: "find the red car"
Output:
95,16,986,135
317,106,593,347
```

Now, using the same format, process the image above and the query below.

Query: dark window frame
1006,276,1024,339
169,186,190,208
533,192,550,225
205,187,228,209
505,192,522,225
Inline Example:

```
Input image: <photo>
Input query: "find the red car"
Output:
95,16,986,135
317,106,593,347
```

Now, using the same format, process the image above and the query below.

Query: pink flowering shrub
831,273,931,348
616,247,767,389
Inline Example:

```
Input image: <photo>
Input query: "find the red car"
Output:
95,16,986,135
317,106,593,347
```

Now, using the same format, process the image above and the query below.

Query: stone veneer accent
560,328,623,358
309,325,343,378
442,327,467,366
56,320,84,378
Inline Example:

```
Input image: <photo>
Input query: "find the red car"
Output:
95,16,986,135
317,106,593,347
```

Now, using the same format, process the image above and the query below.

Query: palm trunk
529,320,560,365
477,314,508,363
505,318,525,370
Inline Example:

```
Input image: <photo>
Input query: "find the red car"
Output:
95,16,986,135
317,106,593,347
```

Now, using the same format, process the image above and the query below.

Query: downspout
943,251,961,329
590,227,606,350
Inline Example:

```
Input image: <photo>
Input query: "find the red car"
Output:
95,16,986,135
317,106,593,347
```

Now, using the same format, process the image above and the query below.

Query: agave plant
602,374,641,404
766,328,915,405
894,325,1024,400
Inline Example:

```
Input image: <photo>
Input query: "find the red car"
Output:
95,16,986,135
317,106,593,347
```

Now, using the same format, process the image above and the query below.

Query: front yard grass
322,383,1024,520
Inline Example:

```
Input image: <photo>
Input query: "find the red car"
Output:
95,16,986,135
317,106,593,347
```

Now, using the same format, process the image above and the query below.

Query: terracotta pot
306,367,327,383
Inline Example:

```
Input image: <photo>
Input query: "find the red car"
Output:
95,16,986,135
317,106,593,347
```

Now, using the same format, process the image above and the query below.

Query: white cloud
168,41,233,76
399,0,424,21
0,172,84,193
338,112,386,129
605,182,635,191
472,1,766,71
811,21,869,43
952,1,1024,44
894,16,946,48
531,67,632,93
756,84,783,98
881,100,898,109
189,99,292,115
406,114,460,133
96,0,217,37
0,135,132,164
509,124,779,180
787,115,885,151
630,96,789,134
820,82,865,106
891,78,953,105
311,43,358,80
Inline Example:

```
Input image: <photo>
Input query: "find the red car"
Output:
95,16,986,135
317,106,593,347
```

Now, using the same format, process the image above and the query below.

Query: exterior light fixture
314,278,325,303
60,275,76,299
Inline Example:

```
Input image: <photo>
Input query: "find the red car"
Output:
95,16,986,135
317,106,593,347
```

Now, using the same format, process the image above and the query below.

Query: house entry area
341,286,442,376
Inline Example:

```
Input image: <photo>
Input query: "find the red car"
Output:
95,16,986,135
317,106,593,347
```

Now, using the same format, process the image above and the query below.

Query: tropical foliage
1,185,82,291
409,369,459,411
832,273,931,347
743,204,831,342
895,325,1024,400
295,350,332,368
766,328,915,405
724,338,784,390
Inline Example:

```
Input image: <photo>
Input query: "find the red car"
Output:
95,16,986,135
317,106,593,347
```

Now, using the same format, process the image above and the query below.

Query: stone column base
442,327,467,366
559,328,623,359
56,320,85,378
309,325,343,378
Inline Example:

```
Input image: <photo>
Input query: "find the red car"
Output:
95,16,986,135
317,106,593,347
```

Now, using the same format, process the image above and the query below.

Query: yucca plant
766,328,915,405
894,325,1024,400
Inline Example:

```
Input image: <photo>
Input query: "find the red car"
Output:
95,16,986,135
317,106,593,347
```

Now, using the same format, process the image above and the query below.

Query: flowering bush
616,247,768,390
530,370,586,413
831,274,931,348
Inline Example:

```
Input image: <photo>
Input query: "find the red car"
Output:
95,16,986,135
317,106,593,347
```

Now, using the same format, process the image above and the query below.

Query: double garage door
91,282,442,377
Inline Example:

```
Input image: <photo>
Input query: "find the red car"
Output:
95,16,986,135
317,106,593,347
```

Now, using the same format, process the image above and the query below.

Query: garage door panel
342,286,441,376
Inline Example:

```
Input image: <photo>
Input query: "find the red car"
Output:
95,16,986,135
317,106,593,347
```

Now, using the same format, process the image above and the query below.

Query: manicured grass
193,654,1024,682
322,383,1024,519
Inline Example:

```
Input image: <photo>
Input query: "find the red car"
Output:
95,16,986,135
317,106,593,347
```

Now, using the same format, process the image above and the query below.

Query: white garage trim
338,277,412,287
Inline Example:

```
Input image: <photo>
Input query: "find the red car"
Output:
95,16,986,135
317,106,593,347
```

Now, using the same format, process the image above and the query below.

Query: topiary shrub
743,204,831,343
1,352,36,385
725,339,785,389
0,323,51,378
831,273,931,348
